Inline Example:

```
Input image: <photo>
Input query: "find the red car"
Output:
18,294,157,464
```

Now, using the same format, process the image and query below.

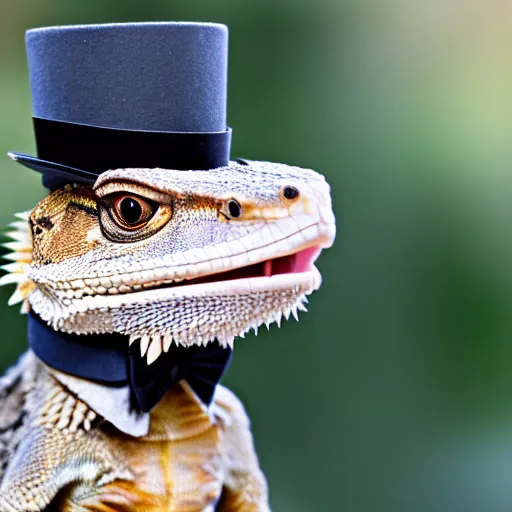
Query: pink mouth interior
264,246,321,276
170,246,321,288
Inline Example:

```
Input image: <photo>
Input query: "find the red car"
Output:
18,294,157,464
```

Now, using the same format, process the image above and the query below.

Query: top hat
9,22,232,189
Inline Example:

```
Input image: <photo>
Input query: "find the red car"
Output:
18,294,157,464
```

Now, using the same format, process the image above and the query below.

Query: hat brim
8,152,98,189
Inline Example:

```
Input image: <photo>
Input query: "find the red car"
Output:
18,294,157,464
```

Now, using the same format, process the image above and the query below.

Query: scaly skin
0,359,267,511
0,160,335,510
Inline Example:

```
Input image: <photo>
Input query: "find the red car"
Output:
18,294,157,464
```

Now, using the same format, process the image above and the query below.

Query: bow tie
28,312,232,412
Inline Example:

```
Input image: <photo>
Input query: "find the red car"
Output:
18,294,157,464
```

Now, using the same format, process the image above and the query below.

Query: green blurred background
1,1,512,510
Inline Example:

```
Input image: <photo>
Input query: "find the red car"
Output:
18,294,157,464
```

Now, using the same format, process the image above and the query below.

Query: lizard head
2,161,335,364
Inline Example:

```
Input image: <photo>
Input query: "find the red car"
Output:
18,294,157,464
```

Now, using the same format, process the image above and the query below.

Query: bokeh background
1,1,512,510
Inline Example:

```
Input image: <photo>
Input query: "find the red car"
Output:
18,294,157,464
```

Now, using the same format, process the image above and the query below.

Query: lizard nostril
282,186,299,201
227,200,242,218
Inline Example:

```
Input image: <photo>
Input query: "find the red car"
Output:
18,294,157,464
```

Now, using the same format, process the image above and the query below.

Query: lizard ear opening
99,192,172,243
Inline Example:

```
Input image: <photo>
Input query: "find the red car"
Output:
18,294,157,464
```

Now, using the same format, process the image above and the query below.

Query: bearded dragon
0,160,335,511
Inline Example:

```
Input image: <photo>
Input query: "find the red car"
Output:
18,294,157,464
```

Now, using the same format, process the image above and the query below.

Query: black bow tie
28,312,232,413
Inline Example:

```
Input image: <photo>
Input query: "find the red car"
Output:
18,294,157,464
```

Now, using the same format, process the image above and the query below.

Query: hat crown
26,22,228,133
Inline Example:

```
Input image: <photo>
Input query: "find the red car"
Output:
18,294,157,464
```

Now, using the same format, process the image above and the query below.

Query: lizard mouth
154,246,321,291
39,223,333,299
28,226,333,347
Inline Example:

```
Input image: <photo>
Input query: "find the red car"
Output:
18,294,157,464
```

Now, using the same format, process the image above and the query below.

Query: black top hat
9,22,232,189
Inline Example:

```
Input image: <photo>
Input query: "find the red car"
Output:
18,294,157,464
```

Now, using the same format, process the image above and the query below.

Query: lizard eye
112,194,155,228
99,192,172,243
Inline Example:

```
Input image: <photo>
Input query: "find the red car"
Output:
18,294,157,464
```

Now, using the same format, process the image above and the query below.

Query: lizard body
0,160,335,511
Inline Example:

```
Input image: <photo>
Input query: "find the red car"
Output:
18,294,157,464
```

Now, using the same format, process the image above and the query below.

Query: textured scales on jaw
127,293,310,365
0,161,335,365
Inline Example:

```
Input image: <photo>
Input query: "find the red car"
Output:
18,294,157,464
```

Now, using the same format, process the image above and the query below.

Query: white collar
50,369,150,437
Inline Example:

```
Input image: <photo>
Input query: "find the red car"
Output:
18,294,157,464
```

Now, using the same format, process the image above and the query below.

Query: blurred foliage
0,1,512,510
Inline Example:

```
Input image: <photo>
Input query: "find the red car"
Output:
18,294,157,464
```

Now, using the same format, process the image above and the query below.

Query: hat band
34,117,232,174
